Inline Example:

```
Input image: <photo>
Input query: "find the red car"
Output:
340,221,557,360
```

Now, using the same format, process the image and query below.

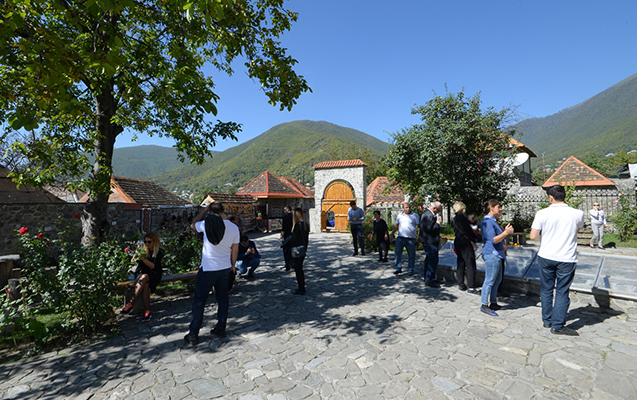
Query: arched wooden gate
321,181,355,232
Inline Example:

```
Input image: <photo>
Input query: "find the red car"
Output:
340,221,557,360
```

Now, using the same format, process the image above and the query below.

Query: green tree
385,91,517,213
0,0,310,244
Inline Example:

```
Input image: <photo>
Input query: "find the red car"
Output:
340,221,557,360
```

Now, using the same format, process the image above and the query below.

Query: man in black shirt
373,210,389,262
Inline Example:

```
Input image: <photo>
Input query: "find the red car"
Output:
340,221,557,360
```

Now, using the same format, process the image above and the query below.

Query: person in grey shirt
348,200,365,256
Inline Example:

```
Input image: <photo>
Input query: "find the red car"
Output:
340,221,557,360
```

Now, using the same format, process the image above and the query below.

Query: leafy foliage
0,0,310,243
610,191,637,242
1,226,130,340
385,91,517,213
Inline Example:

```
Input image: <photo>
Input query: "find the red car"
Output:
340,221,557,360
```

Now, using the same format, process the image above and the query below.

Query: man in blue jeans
530,185,584,336
185,202,240,345
392,202,420,275
347,200,365,256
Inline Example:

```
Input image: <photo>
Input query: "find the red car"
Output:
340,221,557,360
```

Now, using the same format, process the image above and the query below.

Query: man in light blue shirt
348,200,365,256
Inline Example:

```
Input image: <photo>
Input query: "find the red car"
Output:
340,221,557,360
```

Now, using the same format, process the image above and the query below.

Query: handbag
291,245,306,258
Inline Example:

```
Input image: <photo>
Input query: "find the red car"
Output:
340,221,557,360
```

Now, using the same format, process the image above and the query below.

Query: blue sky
116,1,637,153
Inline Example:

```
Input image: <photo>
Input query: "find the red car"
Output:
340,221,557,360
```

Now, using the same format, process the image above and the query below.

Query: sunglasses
144,240,153,244
593,204,600,206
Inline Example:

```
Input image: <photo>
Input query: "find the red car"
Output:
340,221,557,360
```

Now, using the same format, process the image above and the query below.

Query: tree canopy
385,91,517,213
0,0,310,243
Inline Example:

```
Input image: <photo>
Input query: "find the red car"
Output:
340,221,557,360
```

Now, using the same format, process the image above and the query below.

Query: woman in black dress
451,202,479,294
121,232,165,321
288,207,309,295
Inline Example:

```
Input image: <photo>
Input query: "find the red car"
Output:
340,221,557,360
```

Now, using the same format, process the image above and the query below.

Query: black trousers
292,256,306,291
455,239,477,288
377,238,389,260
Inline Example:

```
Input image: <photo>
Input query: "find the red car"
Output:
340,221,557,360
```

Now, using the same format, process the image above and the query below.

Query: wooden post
0,255,20,290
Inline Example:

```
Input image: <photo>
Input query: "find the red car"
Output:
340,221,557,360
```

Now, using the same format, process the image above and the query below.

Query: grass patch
154,280,196,296
0,309,120,364
601,233,637,248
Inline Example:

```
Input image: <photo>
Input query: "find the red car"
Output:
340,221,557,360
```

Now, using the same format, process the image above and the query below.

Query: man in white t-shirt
392,202,420,275
185,202,240,345
530,185,584,336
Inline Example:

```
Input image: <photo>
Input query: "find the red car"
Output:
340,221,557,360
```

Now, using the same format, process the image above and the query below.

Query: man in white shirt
392,202,420,275
185,202,240,345
530,185,584,336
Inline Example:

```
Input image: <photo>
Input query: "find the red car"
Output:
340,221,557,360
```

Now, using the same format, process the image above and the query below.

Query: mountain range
146,120,389,194
111,73,637,189
513,73,637,166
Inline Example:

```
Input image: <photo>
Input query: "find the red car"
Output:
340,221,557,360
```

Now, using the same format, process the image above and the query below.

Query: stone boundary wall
0,203,199,256
505,178,636,228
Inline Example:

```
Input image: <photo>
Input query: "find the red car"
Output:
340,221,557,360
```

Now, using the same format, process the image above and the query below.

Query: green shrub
610,192,637,242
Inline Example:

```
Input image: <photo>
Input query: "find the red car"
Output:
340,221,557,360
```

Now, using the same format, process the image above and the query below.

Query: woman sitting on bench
121,232,165,322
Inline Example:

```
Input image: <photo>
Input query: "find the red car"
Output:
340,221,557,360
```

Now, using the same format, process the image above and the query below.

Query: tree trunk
81,82,122,246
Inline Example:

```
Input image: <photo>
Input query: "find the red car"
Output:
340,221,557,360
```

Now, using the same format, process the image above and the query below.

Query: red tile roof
237,171,313,198
279,177,314,198
366,177,405,207
202,193,258,206
0,166,65,204
313,159,368,169
79,176,193,206
542,156,615,188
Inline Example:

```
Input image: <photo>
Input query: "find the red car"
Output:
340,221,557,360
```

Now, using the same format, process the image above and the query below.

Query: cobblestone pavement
2,232,636,400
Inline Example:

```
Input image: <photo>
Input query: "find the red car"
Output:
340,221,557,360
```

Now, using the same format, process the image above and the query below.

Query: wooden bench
117,270,199,312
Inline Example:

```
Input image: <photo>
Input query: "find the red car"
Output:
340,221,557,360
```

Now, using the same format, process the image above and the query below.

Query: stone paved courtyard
1,232,636,399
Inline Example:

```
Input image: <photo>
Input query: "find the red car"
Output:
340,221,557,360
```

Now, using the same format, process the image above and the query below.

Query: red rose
46,242,51,246
37,233,44,239
19,227,28,235
73,213,80,218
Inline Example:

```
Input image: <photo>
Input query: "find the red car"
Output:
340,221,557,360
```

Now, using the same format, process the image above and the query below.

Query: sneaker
210,327,227,338
425,281,440,288
352,252,359,256
361,251,365,255
489,303,502,311
459,284,468,291
480,305,498,317
120,303,134,315
382,258,389,262
184,333,199,345
247,272,255,280
467,288,480,295
293,289,306,295
393,270,402,275
143,310,152,322
551,326,579,336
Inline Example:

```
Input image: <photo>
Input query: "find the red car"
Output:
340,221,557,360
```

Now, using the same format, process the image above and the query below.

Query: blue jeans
394,237,416,273
351,224,364,253
236,257,261,275
538,256,576,330
423,243,439,284
481,254,503,305
189,268,230,336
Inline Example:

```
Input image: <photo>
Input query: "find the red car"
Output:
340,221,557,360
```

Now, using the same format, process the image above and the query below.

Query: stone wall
505,178,637,229
0,203,199,256
311,166,366,233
